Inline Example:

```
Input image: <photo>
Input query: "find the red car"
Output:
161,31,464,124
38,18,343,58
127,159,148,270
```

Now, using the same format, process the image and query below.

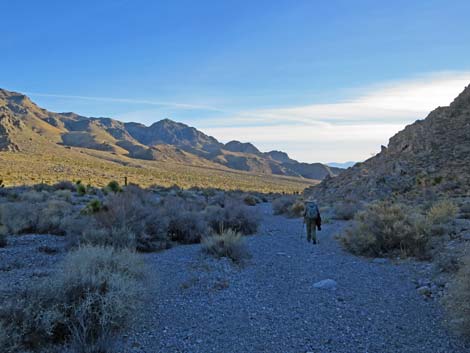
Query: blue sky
2,0,470,162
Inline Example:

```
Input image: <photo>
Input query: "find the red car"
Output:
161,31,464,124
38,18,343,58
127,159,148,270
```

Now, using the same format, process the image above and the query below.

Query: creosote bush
272,195,304,218
443,253,470,337
333,202,360,220
0,200,74,236
202,229,251,263
339,200,457,259
426,199,458,225
205,198,261,235
0,245,143,353
272,195,296,216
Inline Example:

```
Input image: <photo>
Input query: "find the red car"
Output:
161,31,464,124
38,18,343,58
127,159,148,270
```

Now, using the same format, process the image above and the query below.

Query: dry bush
53,181,77,192
333,202,360,220
0,245,143,353
290,200,305,217
272,195,304,218
167,210,207,244
0,200,74,235
19,190,48,203
161,195,208,243
96,186,169,251
54,189,72,202
205,198,260,235
443,254,470,337
243,194,258,206
202,229,251,263
80,226,136,250
426,199,458,225
272,195,296,215
339,201,431,258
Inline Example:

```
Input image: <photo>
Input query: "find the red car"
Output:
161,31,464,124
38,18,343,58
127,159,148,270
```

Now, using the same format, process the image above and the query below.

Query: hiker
303,199,321,244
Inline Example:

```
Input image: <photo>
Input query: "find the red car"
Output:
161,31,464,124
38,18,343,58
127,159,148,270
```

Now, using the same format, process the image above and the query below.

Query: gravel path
122,203,469,353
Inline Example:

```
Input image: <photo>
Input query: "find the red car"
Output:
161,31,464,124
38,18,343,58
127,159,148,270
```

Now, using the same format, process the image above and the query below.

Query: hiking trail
122,203,469,353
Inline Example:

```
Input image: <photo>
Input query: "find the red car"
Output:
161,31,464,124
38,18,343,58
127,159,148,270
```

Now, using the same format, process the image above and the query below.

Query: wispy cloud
25,92,223,112
198,71,470,162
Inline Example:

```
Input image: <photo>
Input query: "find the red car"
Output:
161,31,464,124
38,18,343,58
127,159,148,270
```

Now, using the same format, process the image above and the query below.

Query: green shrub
202,229,250,263
339,201,431,258
107,180,121,193
76,183,86,196
0,245,143,353
82,199,103,214
443,254,470,337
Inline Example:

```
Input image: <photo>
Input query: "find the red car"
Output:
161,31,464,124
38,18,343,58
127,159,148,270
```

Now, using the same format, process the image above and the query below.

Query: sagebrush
0,245,143,353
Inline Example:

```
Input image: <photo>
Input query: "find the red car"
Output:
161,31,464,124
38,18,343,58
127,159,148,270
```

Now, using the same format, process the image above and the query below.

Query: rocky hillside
307,85,470,202
0,88,341,180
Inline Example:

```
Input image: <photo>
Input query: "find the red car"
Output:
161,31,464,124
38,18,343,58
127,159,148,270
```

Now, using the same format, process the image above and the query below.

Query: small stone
417,285,432,297
313,279,337,290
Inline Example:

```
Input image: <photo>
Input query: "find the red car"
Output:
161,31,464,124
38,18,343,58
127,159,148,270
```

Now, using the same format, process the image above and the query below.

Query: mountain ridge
307,84,470,202
0,88,341,181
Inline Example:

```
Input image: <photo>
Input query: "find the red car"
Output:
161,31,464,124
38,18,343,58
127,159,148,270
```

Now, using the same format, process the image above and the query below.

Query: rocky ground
120,204,469,353
1,203,469,353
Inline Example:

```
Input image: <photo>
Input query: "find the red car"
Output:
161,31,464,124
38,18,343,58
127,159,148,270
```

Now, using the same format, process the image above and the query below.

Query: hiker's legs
306,220,312,242
311,223,317,244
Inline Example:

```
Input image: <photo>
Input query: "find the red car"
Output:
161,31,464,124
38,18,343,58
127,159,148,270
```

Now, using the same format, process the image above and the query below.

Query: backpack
305,202,319,220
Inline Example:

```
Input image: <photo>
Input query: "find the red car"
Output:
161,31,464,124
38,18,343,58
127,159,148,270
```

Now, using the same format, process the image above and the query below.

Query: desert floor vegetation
338,199,458,259
272,195,305,218
443,252,470,338
0,245,143,353
201,229,251,264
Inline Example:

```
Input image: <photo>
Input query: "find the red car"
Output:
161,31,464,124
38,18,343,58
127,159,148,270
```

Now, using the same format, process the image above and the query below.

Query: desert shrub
333,202,360,220
166,210,207,244
82,199,103,214
426,199,458,225
272,195,296,215
79,226,136,250
290,200,305,217
202,229,250,263
96,186,169,251
54,189,72,202
76,183,86,196
243,194,259,206
19,190,48,203
53,181,77,192
339,201,431,258
0,245,143,353
205,198,260,235
106,180,121,193
0,200,74,235
443,254,470,337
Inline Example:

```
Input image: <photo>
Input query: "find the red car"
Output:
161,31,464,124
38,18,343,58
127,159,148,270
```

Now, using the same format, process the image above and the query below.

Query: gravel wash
120,204,470,353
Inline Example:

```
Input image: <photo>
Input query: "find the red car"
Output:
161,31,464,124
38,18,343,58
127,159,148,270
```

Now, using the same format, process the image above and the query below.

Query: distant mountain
307,85,470,202
0,88,342,181
327,161,356,169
